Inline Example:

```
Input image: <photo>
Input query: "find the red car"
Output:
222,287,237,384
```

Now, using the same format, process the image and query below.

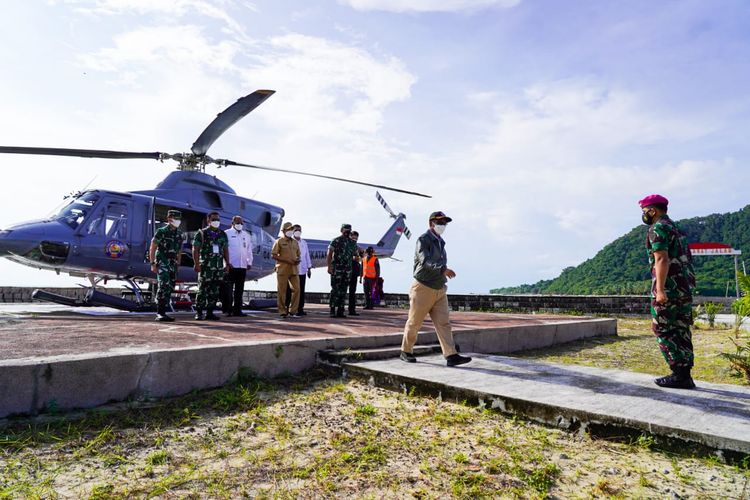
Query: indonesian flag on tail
376,191,411,239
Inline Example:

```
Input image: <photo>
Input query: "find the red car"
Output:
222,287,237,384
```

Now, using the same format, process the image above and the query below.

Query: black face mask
642,211,655,225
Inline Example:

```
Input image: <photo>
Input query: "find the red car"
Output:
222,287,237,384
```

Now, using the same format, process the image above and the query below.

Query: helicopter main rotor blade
191,90,276,156
0,146,163,160
215,159,431,198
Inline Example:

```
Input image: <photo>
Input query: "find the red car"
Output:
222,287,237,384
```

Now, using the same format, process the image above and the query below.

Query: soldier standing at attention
640,194,697,389
400,211,471,367
327,223,358,318
193,212,229,321
272,221,301,318
149,210,184,322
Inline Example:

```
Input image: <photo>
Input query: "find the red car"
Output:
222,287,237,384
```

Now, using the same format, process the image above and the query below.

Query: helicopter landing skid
32,279,157,313
32,289,91,307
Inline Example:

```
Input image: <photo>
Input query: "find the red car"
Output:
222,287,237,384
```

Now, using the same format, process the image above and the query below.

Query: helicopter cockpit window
55,192,100,229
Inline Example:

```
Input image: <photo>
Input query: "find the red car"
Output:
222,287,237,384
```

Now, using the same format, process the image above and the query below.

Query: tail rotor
376,191,411,239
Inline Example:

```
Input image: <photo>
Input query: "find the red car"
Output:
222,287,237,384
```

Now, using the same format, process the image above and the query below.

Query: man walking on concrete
400,211,471,367
640,194,696,389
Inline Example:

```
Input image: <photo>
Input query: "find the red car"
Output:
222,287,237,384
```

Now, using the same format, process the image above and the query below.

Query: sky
1,0,750,294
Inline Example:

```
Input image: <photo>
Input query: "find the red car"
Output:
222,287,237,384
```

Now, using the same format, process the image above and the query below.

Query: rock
708,475,717,482
559,453,569,460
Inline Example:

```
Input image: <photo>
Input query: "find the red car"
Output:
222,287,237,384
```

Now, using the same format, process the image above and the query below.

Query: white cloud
339,0,521,13
56,0,253,33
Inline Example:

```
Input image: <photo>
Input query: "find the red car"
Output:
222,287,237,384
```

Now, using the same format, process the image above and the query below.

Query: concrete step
343,354,750,462
319,344,443,365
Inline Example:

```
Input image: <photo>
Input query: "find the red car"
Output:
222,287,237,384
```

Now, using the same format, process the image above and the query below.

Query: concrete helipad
345,354,750,459
0,304,615,417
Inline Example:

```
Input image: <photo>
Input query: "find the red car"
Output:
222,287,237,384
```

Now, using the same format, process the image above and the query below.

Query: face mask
170,219,181,228
293,231,301,238
433,224,446,235
233,224,243,231
210,220,221,229
641,211,654,225
285,231,294,238
342,231,351,237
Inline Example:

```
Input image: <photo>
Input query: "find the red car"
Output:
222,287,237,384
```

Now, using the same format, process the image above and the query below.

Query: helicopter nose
0,229,40,256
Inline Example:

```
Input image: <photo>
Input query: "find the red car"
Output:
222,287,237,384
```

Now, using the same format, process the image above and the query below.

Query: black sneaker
205,313,220,321
155,314,175,322
446,354,472,367
349,311,360,316
654,374,696,389
400,351,417,363
194,310,205,321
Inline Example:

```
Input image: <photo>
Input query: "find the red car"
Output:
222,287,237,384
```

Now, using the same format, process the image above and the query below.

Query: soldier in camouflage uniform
327,223,358,317
192,212,230,321
640,194,697,389
149,209,185,322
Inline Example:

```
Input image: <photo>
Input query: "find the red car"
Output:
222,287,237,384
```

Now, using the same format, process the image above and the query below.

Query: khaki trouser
277,273,300,315
401,281,457,357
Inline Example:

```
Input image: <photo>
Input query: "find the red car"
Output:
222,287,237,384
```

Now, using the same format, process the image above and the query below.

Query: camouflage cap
167,209,182,218
341,223,352,231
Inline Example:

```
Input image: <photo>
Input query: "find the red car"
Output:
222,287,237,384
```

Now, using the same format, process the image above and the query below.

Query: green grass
515,318,750,385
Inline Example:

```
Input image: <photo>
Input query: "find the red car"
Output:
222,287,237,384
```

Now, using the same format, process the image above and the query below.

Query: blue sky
1,0,749,294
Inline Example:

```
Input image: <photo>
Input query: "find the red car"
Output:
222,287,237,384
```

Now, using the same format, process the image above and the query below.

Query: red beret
638,194,669,208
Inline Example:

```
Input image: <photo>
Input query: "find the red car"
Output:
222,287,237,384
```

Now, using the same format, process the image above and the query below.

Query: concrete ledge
344,355,750,461
0,317,615,418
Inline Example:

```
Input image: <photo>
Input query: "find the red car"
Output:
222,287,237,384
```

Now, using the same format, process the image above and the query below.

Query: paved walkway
346,354,750,456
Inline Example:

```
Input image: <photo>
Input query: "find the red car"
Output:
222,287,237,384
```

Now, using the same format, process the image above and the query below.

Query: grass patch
515,318,749,385
0,371,746,498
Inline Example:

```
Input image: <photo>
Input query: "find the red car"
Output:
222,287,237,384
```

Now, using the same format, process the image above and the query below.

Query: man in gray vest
400,211,471,367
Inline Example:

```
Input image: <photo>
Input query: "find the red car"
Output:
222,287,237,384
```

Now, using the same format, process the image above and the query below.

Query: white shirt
296,237,312,275
225,228,253,268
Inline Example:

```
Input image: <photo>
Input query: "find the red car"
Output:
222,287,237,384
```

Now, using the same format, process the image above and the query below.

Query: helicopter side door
74,194,134,277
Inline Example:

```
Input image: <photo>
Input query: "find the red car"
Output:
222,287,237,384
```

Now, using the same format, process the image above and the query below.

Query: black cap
167,209,182,218
429,211,452,223
341,223,352,230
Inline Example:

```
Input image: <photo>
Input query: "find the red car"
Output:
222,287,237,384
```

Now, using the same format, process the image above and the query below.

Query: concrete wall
0,317,615,418
1,287,735,314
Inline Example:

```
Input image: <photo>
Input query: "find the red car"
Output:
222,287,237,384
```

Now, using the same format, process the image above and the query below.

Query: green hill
492,205,750,296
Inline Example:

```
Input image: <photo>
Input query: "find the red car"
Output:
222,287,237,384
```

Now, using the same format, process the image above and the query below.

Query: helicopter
0,90,424,311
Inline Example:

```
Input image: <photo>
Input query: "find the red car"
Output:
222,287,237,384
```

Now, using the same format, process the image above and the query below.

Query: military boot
194,309,205,321
336,307,346,318
205,306,220,321
155,301,175,322
330,307,336,318
654,366,696,389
